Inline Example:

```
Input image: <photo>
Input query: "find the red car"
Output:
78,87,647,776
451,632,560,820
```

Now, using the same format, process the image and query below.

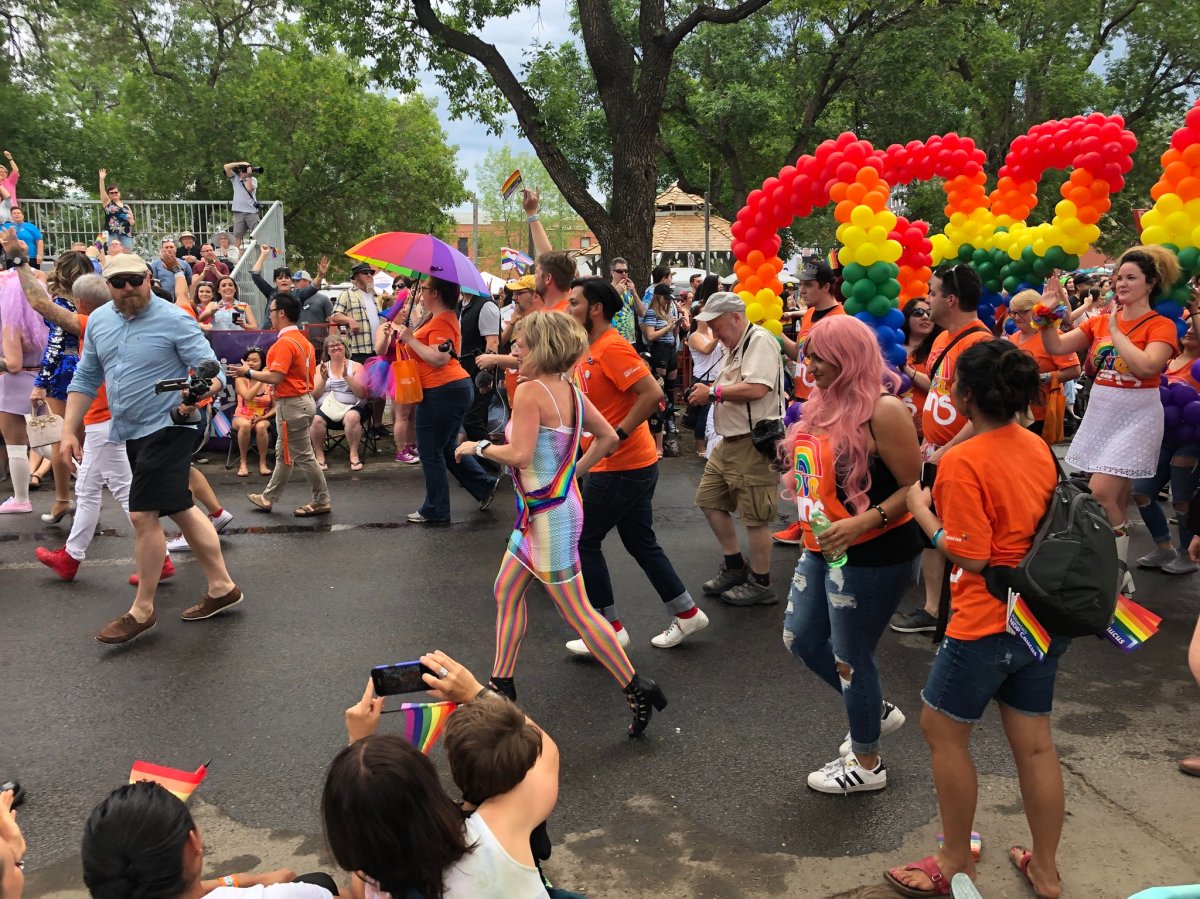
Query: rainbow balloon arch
729,97,1200,368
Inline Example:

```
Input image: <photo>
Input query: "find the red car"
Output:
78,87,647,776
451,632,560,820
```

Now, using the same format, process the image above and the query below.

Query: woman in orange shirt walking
888,340,1062,899
1004,289,1081,436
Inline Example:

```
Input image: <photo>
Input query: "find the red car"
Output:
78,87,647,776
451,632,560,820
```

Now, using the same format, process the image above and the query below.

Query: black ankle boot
623,674,667,737
488,677,517,702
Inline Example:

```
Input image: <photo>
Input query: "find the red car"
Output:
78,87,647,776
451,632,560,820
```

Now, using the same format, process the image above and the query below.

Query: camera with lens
235,164,265,175
155,360,220,425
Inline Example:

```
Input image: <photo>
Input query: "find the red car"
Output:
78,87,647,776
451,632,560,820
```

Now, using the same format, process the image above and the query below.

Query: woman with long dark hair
391,276,498,523
899,297,943,437
782,315,923,794
888,339,1064,898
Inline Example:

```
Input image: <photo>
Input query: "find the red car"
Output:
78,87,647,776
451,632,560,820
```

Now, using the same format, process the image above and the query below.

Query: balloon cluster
731,249,786,335
1141,99,1200,283
1161,373,1200,444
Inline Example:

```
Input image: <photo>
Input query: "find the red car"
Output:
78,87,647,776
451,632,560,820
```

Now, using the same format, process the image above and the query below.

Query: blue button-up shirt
148,257,193,300
69,297,225,442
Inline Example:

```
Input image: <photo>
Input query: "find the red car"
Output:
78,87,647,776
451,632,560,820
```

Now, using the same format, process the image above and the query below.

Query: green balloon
1044,246,1066,267
1003,276,1020,293
852,278,878,302
867,295,892,318
958,244,975,262
1179,246,1200,274
886,262,900,279
1063,253,1079,270
868,262,892,285
843,262,866,283
1172,285,1192,304
879,279,901,300
972,248,989,266
1163,243,1180,255
844,296,865,315
1021,246,1036,265
977,262,995,282
840,280,855,300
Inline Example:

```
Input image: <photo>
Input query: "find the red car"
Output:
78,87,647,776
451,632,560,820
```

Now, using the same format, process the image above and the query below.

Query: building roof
653,210,733,253
656,182,706,210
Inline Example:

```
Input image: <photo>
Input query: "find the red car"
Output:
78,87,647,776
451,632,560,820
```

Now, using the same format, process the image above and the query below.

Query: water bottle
809,508,847,568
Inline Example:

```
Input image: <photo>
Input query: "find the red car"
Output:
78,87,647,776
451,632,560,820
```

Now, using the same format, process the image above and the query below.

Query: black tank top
834,428,924,567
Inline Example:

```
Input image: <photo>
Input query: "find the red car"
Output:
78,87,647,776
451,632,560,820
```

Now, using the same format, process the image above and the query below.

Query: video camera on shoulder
155,360,220,425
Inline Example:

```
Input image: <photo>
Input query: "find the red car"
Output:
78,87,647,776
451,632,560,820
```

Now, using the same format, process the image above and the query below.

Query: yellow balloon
875,211,897,233
880,241,902,264
737,290,754,303
756,288,777,304
1156,193,1184,216
746,302,765,322
867,226,889,244
851,206,875,229
1190,223,1200,248
1054,199,1078,221
1140,225,1169,246
842,225,867,248
762,318,783,336
856,243,881,266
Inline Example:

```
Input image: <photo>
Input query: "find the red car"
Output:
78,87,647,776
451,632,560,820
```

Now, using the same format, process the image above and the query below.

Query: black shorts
317,404,370,427
126,426,196,516
649,341,678,372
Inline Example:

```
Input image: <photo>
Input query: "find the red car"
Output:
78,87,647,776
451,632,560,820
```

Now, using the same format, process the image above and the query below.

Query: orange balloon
1161,149,1183,168
747,250,765,267
1151,182,1169,201
744,276,763,292
757,262,776,280
771,256,785,272
1183,145,1200,167
834,199,857,223
1070,168,1094,187
1179,177,1200,202
1077,206,1102,225
767,277,784,295
1165,161,1191,186
863,191,887,212
847,183,867,204
830,182,850,202
858,166,881,187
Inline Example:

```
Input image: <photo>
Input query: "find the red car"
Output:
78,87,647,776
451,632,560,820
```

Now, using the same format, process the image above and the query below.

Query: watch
474,439,492,457
3,254,26,269
616,426,629,441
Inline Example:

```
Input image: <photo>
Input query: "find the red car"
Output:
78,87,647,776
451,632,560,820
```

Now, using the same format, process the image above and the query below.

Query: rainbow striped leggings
492,550,636,686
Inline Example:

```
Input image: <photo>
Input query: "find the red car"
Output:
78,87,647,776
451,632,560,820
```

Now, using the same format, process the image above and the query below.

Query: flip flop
1009,846,1060,898
883,856,952,897
0,780,25,808
350,461,363,471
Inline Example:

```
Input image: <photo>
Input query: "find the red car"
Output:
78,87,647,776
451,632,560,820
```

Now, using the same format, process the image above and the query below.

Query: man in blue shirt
147,237,193,301
63,253,242,645
5,207,42,266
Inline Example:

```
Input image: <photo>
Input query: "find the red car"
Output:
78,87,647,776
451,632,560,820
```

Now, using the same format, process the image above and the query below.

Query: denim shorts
921,631,1070,723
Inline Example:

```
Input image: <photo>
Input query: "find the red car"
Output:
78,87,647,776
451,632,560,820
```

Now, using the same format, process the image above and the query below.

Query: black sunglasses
909,308,931,318
613,268,628,274
108,274,146,288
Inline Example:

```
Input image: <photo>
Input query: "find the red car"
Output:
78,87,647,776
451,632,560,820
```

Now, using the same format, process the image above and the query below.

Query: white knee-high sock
6,445,30,503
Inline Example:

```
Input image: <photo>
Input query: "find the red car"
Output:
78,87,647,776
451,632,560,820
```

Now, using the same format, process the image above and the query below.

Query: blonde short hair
1008,288,1042,313
515,311,587,375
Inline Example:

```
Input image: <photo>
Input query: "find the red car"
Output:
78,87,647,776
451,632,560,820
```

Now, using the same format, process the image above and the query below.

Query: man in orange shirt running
891,264,992,634
774,259,846,545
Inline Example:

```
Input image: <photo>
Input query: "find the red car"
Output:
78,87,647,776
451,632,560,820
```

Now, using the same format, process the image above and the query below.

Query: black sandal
624,674,667,737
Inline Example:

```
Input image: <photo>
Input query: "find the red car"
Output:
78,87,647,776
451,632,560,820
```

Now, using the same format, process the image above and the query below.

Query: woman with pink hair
0,267,49,512
781,314,923,794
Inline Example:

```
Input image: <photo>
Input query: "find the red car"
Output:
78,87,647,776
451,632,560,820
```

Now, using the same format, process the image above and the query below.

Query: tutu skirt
1066,383,1163,479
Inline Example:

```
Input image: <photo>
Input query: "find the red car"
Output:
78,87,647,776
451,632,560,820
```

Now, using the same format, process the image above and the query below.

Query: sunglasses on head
108,274,146,288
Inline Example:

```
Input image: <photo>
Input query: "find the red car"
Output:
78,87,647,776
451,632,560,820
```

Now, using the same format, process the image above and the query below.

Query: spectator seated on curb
81,781,339,897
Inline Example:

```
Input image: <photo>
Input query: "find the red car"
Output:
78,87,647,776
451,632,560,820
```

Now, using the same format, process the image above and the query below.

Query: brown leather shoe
181,585,244,621
1179,756,1200,777
96,611,157,645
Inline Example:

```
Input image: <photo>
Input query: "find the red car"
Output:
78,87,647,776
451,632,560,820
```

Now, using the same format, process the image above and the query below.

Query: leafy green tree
475,145,580,253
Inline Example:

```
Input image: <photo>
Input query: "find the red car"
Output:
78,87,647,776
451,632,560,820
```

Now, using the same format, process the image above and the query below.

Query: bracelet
221,875,239,887
473,686,500,702
872,504,889,528
713,384,723,403
931,527,944,548
526,214,540,223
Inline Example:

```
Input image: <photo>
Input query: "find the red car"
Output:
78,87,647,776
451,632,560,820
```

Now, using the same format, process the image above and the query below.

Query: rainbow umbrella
345,232,491,297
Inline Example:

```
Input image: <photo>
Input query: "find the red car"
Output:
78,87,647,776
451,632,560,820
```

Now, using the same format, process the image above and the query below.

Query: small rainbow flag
501,170,523,200
1007,592,1051,662
500,247,533,273
211,407,232,438
129,760,207,802
1105,595,1162,651
398,701,458,755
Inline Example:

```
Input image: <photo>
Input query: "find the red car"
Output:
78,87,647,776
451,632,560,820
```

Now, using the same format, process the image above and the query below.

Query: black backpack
983,450,1119,637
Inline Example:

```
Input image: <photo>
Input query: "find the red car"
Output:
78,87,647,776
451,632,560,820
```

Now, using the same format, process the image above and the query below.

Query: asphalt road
4,447,1200,898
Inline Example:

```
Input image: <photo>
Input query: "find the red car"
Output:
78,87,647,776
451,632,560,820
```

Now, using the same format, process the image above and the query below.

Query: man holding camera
61,253,241,645
687,292,786,606
223,160,262,248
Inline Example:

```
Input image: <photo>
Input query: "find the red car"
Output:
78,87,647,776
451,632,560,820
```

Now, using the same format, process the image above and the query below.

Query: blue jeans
414,379,496,521
1133,442,1199,548
579,464,693,618
783,551,918,755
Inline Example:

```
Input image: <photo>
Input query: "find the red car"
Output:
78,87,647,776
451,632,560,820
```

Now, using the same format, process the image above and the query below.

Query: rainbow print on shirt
794,434,824,524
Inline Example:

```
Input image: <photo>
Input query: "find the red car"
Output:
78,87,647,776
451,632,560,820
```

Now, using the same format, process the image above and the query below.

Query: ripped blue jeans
783,551,918,755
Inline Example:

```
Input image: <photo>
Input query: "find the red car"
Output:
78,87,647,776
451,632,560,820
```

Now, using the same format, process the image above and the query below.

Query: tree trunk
582,136,658,289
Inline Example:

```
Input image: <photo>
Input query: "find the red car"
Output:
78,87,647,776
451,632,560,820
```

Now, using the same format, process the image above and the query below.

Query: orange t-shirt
413,310,470,389
577,328,658,473
546,297,570,314
76,313,111,426
921,321,992,447
1007,329,1079,420
266,328,316,398
1078,311,1178,389
934,423,1057,641
902,351,929,433
792,304,847,401
1165,355,1200,390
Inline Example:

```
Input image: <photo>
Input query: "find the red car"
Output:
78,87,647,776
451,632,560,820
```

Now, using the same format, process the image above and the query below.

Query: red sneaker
129,556,176,587
772,520,805,545
36,546,80,581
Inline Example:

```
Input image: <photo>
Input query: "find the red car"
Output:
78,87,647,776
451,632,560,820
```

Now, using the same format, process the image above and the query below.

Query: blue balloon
887,344,907,367
877,326,898,349
1004,319,1018,335
1156,300,1183,320
855,311,876,326
883,308,905,330
1176,318,1189,340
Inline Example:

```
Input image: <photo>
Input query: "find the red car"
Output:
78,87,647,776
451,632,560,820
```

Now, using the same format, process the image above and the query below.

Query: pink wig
0,269,49,353
787,315,898,513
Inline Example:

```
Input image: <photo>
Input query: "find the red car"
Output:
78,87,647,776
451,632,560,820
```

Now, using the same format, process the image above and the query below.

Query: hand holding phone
371,660,437,696
920,461,938,491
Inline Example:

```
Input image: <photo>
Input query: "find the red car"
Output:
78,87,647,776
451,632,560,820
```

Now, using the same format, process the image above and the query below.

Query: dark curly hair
953,338,1041,421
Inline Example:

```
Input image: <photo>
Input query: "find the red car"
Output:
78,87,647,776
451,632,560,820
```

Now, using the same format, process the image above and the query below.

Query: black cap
350,262,375,277
798,260,834,284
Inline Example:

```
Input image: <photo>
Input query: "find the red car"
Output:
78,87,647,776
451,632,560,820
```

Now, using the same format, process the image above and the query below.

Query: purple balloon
1169,382,1198,408
1164,405,1183,430
784,400,804,426
1162,385,1173,407
897,374,913,395
1184,401,1200,427
1179,423,1197,444
1191,359,1200,385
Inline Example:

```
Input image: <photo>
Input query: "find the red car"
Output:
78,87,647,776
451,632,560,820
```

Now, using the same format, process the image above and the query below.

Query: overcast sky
415,0,573,220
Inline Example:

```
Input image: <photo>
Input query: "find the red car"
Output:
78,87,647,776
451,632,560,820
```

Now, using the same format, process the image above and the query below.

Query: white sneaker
651,609,710,648
839,702,906,756
807,753,887,794
1163,552,1200,575
211,509,234,533
1137,547,1177,568
166,533,191,553
566,624,630,656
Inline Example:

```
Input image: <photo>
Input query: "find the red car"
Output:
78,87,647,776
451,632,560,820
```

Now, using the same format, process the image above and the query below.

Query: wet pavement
3,447,1200,897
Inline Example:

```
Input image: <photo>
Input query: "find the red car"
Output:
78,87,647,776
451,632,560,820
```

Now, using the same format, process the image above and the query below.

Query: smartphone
920,461,938,490
371,661,436,696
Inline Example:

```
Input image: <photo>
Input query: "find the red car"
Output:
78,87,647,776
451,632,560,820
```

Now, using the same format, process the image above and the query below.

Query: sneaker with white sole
566,625,630,656
1163,552,1200,575
651,609,710,648
839,702,906,756
807,753,887,794
1137,547,1177,568
211,509,234,533
166,533,191,553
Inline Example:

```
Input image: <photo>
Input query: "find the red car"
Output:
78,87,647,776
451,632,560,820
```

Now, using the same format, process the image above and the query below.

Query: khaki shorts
695,436,779,525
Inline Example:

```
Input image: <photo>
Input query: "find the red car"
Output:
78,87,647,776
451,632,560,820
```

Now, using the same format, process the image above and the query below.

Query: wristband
616,426,629,441
713,384,723,403
221,875,239,887
872,504,889,528
526,214,540,223
931,527,944,549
